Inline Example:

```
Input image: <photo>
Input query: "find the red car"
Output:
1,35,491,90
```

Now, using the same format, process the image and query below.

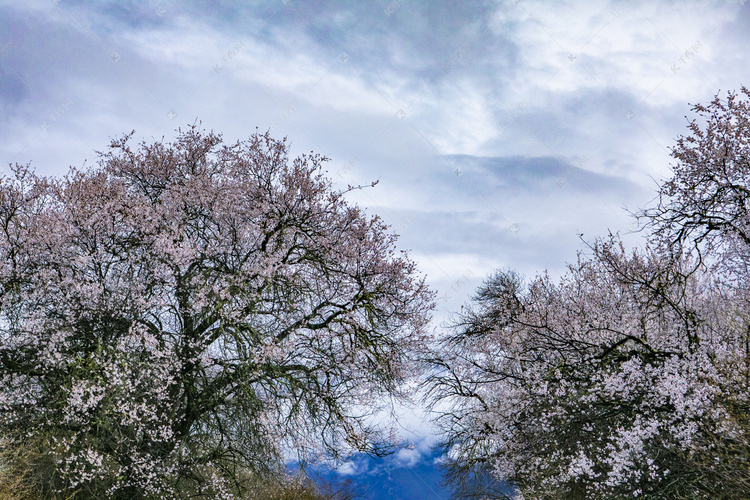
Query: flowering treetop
0,126,435,498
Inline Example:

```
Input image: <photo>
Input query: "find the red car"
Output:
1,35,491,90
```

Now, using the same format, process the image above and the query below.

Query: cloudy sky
2,0,749,497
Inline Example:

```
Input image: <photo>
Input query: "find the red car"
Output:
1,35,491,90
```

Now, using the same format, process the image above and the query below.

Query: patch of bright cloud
393,446,422,468
336,460,367,476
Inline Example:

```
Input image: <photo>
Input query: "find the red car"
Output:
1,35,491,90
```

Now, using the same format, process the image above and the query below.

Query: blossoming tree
426,89,750,499
0,127,434,498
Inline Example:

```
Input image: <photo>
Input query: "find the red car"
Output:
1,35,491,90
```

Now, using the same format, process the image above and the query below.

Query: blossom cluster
0,127,434,497
428,89,750,499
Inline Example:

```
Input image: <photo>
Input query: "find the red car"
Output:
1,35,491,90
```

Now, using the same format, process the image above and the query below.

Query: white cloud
335,460,366,476
490,0,739,103
393,446,422,468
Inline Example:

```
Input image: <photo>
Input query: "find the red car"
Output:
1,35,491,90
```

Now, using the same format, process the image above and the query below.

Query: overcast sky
2,1,749,496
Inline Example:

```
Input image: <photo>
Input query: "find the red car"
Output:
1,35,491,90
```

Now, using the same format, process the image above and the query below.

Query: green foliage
0,435,361,500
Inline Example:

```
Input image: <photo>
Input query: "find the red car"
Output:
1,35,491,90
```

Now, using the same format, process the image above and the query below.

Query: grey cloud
0,64,27,112
0,8,115,99
446,154,641,195
59,1,514,93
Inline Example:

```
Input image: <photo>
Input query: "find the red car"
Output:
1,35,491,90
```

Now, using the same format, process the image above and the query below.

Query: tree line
1,89,750,499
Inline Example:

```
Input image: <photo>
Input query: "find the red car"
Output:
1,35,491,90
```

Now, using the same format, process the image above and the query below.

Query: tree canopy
427,89,750,499
0,127,434,498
